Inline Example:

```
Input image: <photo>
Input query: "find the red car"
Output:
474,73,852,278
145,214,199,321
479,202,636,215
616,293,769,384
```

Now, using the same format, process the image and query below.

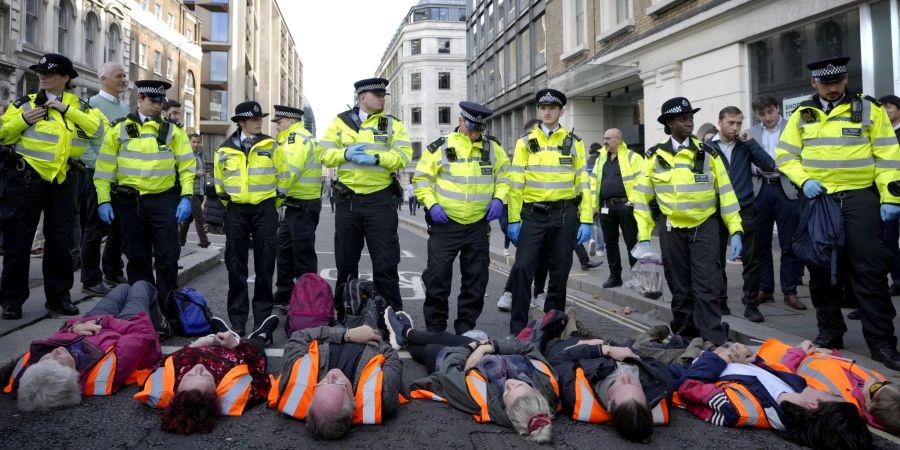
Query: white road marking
319,268,426,300
161,345,411,359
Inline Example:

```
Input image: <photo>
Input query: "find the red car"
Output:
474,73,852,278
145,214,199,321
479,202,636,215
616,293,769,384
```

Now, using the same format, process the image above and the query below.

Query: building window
497,47,505,88
106,24,120,62
154,4,162,20
411,142,422,160
533,15,546,69
153,51,162,74
518,31,530,80
457,7,466,21
208,90,228,121
438,72,450,90
575,0,586,46
209,51,228,81
185,70,196,95
438,106,451,125
138,43,147,68
57,0,72,54
166,57,174,80
167,12,174,28
411,39,421,55
186,25,194,42
184,99,195,129
616,0,632,24
411,72,421,91
84,13,98,67
507,39,516,86
210,12,228,42
411,107,422,125
438,38,450,54
141,0,148,10
25,0,39,45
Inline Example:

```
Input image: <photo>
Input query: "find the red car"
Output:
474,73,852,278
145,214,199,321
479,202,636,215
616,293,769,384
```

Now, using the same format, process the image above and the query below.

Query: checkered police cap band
460,108,483,123
662,105,686,115
538,93,562,104
235,111,256,118
355,83,387,94
138,86,167,95
811,64,846,78
276,110,303,120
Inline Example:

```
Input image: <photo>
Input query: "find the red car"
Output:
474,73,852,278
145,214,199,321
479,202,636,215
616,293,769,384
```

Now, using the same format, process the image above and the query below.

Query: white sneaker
497,291,512,311
597,248,606,257
532,293,546,310
503,248,510,256
588,239,597,256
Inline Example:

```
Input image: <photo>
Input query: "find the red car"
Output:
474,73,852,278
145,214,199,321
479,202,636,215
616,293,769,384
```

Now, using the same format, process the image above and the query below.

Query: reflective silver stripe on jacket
120,150,174,161
656,198,717,210
802,137,869,147
248,184,276,192
802,157,874,169
525,180,576,189
118,167,175,177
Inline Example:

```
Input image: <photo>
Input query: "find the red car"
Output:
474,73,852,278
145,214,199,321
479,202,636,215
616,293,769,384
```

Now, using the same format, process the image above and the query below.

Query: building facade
543,0,900,151
184,0,302,162
467,0,548,151
129,0,202,132
375,0,469,181
0,0,133,105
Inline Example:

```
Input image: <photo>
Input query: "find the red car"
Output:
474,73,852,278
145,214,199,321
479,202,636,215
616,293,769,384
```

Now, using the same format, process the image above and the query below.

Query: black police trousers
224,198,278,330
509,204,578,334
274,199,321,304
0,166,74,310
805,188,897,351
422,218,490,334
80,168,124,286
334,188,401,314
599,201,638,277
661,217,727,346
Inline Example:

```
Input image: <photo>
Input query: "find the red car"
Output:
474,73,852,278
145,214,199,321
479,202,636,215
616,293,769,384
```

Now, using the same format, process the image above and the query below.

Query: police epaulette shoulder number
645,144,661,158
863,95,882,106
568,131,582,141
13,95,31,108
701,142,719,158
427,137,445,153
109,117,127,127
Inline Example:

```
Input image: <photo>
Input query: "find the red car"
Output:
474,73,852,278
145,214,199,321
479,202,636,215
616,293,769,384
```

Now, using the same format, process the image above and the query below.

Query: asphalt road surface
0,206,894,449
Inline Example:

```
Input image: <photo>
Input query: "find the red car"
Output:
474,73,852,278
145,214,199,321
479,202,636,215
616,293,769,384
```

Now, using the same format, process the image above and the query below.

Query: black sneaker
156,317,172,341
45,300,79,316
209,316,241,340
602,275,623,289
743,304,764,323
384,306,413,350
248,315,280,346
82,281,112,296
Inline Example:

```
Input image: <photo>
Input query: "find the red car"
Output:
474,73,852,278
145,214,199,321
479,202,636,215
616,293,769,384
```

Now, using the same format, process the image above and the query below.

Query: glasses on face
869,381,892,398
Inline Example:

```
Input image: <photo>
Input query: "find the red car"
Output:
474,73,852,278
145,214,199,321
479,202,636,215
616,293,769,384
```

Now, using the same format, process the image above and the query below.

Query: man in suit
747,95,806,311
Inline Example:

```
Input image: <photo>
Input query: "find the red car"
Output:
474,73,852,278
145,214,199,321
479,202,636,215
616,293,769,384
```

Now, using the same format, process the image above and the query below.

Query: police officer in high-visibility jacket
272,105,321,306
775,57,900,370
506,89,593,334
319,78,413,313
631,97,742,347
0,54,106,320
94,80,195,309
413,102,511,334
214,101,290,339
590,128,644,289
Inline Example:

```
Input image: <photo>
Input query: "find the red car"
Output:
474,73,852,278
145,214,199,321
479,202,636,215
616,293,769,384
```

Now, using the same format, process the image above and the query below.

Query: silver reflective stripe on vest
717,183,734,195
248,184,276,192
433,185,492,202
436,173,494,184
340,162,387,172
876,160,900,169
359,365,382,424
319,141,338,149
651,184,713,193
874,137,899,147
97,153,117,163
469,375,489,419
651,403,666,424
176,152,195,163
657,198,717,210
224,185,242,194
802,137,869,147
89,121,105,139
720,202,740,214
778,141,802,155
249,167,277,176
91,353,116,395
219,373,252,415
297,176,321,184
415,180,432,188
94,170,116,180
280,355,314,416
15,147,55,161
21,129,60,144
11,355,27,383
72,139,88,149
633,202,650,211
797,359,844,396
525,180,576,189
509,165,525,173
802,157,874,169
575,378,597,422
725,386,763,427
118,168,175,177
146,367,166,408
527,165,572,173
223,169,240,178
120,150,174,161
634,184,654,195
413,170,434,182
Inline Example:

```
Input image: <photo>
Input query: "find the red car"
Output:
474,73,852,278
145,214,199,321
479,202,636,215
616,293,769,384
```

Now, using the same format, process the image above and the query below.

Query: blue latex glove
175,197,192,224
344,143,367,161
576,224,592,244
485,198,504,221
802,179,825,198
98,202,114,225
881,204,900,221
353,153,378,166
428,203,449,224
507,222,521,244
729,234,743,261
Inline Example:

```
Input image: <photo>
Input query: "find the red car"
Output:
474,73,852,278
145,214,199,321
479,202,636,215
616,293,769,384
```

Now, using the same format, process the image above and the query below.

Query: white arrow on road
319,268,425,300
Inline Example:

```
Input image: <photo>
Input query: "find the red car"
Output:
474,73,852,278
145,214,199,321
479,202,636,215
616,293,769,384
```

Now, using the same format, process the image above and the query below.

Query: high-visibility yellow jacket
214,131,289,206
412,132,512,224
94,113,194,204
508,126,592,223
775,93,900,203
632,137,743,241
319,107,413,194
0,91,106,183
590,142,645,205
278,122,321,200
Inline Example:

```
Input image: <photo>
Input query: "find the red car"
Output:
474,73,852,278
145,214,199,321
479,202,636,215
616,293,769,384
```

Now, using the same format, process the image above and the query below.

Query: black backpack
337,276,380,325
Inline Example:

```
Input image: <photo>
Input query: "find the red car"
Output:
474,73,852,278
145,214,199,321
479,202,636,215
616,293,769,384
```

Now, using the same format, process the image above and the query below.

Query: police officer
272,105,321,305
413,101,511,334
592,128,644,289
214,101,288,338
506,89,593,334
319,78,413,313
94,80,194,313
631,97,742,346
0,54,105,319
775,57,900,369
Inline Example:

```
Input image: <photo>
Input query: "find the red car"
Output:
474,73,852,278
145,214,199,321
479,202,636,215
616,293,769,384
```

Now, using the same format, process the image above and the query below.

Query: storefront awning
549,62,639,97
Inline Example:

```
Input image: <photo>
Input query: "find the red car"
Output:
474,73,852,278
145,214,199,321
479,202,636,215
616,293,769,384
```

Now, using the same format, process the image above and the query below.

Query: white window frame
166,57,174,80
138,43,147,68
859,0,900,95
153,50,161,74
561,0,587,61
597,0,635,43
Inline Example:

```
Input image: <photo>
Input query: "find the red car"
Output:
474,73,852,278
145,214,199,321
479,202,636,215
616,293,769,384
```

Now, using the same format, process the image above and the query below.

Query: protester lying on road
671,344,872,450
135,315,277,434
384,307,557,444
269,323,403,440
522,310,675,444
757,337,900,436
1,281,163,411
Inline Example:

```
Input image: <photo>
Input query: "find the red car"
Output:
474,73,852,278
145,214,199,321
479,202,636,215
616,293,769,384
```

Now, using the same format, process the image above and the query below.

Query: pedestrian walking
319,78,412,313
178,133,211,248
405,181,417,215
214,101,289,338
775,56,900,370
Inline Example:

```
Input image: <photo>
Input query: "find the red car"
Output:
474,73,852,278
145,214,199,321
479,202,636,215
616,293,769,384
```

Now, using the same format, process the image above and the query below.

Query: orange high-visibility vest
134,355,255,416
2,352,30,394
714,381,771,429
269,340,390,425
570,368,670,425
4,347,123,397
756,339,795,373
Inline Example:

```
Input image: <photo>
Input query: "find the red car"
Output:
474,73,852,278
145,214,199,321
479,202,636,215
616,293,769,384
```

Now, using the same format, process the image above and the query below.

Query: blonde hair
506,388,553,443
16,359,81,411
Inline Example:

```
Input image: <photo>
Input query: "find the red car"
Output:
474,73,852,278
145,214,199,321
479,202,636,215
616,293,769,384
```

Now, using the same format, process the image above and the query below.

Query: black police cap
354,78,390,95
657,97,700,125
135,80,172,101
29,53,79,79
806,57,850,82
272,105,304,122
231,101,269,123
535,88,566,106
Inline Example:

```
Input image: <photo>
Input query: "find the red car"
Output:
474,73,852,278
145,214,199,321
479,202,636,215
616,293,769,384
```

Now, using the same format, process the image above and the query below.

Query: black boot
602,274,623,289
743,303,764,323
812,333,844,349
45,299,79,316
871,345,900,371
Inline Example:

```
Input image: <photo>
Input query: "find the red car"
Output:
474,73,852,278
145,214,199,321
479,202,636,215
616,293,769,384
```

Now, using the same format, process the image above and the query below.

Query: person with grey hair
1,281,163,411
